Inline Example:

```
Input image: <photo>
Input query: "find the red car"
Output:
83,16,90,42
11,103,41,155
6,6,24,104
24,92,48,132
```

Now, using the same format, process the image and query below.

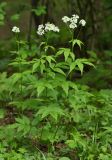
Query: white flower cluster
37,24,45,36
62,14,86,29
37,23,60,36
79,19,86,27
12,26,20,33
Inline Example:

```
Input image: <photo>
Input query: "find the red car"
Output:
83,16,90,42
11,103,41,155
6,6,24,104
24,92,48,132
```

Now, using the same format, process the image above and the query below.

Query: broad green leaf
70,52,75,61
40,41,46,48
55,62,69,69
40,59,46,74
71,39,83,49
53,67,66,76
69,62,76,73
56,49,64,57
36,80,54,96
22,116,30,125
18,148,27,154
66,140,76,149
83,61,95,67
64,49,70,62
32,60,40,73
37,104,64,121
37,85,45,96
46,56,56,67
45,83,54,90
32,6,46,16
16,116,30,125
103,127,112,133
10,73,21,85
15,116,31,135
77,62,84,75
75,58,94,74
56,48,71,62
10,14,20,21
61,81,69,95
44,45,55,52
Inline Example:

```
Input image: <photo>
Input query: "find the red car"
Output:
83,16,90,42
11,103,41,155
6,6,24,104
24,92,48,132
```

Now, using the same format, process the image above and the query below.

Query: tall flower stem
16,35,23,102
76,26,82,39
45,35,49,97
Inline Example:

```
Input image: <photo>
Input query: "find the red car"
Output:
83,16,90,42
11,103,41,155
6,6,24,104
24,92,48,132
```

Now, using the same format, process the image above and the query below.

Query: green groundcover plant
0,14,112,160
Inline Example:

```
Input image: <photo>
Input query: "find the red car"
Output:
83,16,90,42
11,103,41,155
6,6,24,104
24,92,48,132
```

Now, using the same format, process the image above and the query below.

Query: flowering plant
62,14,86,29
37,23,59,36
1,14,105,160
12,26,20,33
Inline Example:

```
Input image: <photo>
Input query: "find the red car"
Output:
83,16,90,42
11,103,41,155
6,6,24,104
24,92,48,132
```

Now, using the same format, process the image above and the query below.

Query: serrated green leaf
53,67,66,76
83,61,95,67
64,49,70,62
69,62,76,73
37,85,45,96
32,60,40,73
45,83,54,90
61,81,69,95
22,116,30,125
10,73,21,85
56,49,64,57
16,116,30,125
40,59,46,74
77,62,84,75
70,52,75,61
66,140,76,149
56,48,71,62
71,39,83,49
37,104,64,121
46,56,56,67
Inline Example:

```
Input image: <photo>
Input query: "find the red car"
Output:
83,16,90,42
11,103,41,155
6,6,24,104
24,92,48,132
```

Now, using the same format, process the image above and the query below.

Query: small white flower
37,24,45,36
72,14,79,19
62,14,80,30
69,23,77,29
37,23,59,36
38,24,44,29
62,16,70,23
45,23,53,31
54,26,60,32
62,14,86,30
45,23,59,32
12,26,20,33
37,30,45,36
79,19,86,26
70,17,78,24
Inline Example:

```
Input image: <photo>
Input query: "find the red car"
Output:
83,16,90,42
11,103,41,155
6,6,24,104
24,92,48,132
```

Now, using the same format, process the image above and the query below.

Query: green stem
53,121,61,142
35,146,47,160
16,34,23,108
71,34,74,53
69,32,74,81
76,26,82,39
45,36,49,97
40,123,44,140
